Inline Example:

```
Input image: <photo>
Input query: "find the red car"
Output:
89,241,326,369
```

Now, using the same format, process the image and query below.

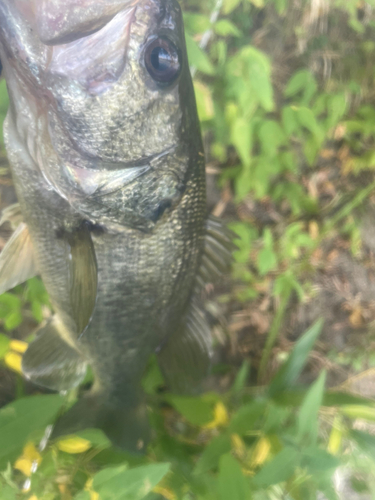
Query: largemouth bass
0,0,233,451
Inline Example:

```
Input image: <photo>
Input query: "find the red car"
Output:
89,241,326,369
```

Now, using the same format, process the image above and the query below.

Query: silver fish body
0,0,233,451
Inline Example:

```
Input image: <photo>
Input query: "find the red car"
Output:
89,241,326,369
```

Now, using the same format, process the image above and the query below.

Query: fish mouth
62,147,176,197
14,0,140,45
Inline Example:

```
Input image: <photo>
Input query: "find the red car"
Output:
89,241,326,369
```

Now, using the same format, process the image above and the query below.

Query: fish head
0,0,204,229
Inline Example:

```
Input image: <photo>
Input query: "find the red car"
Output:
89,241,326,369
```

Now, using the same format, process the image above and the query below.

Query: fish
0,0,233,452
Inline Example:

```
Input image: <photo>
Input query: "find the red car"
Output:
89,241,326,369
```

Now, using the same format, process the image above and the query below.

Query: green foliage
1,0,375,498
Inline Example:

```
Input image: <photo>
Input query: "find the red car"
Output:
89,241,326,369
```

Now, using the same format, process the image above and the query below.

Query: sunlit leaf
268,319,324,397
0,395,63,467
218,454,252,500
297,370,326,445
194,434,232,475
92,463,170,500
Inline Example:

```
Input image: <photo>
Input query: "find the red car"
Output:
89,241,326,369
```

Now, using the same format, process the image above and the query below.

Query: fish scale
0,0,234,452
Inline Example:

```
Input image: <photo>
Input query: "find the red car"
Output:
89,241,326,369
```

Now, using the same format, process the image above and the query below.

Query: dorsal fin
157,216,235,393
196,215,236,290
0,222,37,294
157,300,212,394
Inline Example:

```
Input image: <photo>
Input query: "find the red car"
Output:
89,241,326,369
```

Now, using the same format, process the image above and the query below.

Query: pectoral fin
22,316,87,391
0,222,37,294
157,300,212,394
66,224,97,336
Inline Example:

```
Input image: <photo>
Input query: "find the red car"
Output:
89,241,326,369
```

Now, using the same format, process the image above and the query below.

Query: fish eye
144,37,181,85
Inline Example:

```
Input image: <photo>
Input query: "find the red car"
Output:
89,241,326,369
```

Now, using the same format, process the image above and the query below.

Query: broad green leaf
194,434,231,475
93,463,170,500
282,106,299,136
247,0,264,7
218,454,252,500
268,319,324,396
194,81,215,122
297,371,326,445
166,395,213,426
350,429,375,459
302,446,340,474
257,247,277,276
229,400,267,435
252,446,300,488
183,13,211,34
231,116,252,167
223,0,242,14
74,492,91,500
185,34,215,75
0,395,64,467
0,333,10,359
258,120,286,157
75,429,112,449
241,47,274,111
284,69,317,103
214,20,241,37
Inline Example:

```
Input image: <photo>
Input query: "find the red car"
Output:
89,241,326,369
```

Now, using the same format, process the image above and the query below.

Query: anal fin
0,222,37,294
157,300,212,394
22,316,87,392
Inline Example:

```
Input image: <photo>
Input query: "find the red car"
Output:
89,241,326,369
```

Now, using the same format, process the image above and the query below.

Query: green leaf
268,319,324,397
214,20,241,37
350,429,375,459
257,247,277,276
252,447,300,488
185,34,215,75
229,400,267,435
302,446,340,474
282,106,299,136
223,0,242,14
341,405,375,421
218,454,252,500
258,120,286,157
0,395,64,467
4,311,23,331
166,395,213,426
284,70,317,104
194,434,231,475
297,370,326,445
183,13,211,34
0,80,9,146
232,360,250,395
75,429,111,449
0,333,10,359
231,116,252,167
194,81,215,122
93,463,170,500
74,492,91,500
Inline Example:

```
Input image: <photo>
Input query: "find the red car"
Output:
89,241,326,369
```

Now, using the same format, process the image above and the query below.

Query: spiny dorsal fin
22,315,87,391
0,222,37,294
196,215,236,290
157,300,212,394
66,223,97,336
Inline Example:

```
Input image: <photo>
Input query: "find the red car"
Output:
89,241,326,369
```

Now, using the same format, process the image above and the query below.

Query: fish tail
51,389,150,454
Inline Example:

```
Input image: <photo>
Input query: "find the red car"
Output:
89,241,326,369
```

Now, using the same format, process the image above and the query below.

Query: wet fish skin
0,0,233,451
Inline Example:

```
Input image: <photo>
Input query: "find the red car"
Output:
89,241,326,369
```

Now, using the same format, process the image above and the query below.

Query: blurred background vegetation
2,0,375,498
